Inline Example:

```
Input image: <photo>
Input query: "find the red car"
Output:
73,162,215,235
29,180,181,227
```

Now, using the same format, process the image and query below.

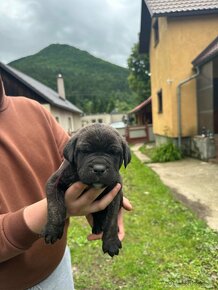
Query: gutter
177,66,200,148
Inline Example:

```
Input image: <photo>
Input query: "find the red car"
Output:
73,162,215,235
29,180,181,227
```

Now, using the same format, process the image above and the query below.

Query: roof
144,0,218,17
129,96,151,114
0,62,83,114
139,0,218,53
192,36,218,66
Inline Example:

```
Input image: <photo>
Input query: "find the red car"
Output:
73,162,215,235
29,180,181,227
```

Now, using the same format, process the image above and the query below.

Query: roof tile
145,0,218,16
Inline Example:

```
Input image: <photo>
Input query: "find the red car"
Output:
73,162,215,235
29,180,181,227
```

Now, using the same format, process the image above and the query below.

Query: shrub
151,142,183,162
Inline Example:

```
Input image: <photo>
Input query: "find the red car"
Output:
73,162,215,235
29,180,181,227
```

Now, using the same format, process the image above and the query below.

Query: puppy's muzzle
91,163,107,189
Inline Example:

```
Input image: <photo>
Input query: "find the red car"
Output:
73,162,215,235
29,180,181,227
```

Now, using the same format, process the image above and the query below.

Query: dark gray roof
144,0,218,16
0,62,83,114
192,36,218,66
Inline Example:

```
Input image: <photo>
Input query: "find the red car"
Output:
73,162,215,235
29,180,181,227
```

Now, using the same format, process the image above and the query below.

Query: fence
125,124,154,144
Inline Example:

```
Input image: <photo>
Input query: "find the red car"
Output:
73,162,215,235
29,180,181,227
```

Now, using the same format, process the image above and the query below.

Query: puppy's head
64,123,131,188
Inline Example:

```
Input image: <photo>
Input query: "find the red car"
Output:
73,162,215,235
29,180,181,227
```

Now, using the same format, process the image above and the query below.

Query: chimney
57,74,66,99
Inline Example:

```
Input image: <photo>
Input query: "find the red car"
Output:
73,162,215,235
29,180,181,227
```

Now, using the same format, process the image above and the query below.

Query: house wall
197,61,214,133
213,58,218,133
150,14,218,139
43,104,81,134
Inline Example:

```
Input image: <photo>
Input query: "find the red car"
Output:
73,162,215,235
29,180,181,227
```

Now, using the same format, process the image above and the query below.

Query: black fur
42,123,131,257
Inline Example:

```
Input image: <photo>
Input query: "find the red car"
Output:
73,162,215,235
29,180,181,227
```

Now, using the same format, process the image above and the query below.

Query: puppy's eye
107,148,120,155
78,148,90,154
80,149,90,154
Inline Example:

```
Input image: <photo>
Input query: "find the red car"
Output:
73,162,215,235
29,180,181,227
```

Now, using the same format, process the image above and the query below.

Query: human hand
86,196,132,241
23,183,123,236
65,182,122,217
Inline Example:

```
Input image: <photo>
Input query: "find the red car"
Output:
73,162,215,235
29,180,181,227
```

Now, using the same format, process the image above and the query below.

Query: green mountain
9,44,136,113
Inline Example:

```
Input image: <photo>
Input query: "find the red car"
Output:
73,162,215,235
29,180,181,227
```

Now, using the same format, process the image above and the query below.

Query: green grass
68,154,218,290
139,143,155,159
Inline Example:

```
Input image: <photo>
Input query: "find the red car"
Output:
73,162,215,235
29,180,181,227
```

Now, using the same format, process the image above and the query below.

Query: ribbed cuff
3,208,40,250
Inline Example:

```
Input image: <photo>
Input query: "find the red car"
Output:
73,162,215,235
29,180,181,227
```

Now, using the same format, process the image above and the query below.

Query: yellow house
139,0,218,156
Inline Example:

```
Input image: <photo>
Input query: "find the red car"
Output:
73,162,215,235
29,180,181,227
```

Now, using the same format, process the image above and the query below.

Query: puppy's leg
102,191,123,257
92,210,107,234
42,161,75,244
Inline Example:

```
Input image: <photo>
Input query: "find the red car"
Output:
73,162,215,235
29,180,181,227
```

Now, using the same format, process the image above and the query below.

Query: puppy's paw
42,223,64,244
102,237,122,257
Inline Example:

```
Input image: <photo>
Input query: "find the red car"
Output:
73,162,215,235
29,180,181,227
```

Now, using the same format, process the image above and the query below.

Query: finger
78,186,106,205
118,231,125,241
89,183,121,213
65,181,88,200
117,208,125,241
122,196,133,211
87,232,103,241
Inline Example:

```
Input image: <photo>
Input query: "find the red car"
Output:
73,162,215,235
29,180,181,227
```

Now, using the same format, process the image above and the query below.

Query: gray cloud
0,0,141,67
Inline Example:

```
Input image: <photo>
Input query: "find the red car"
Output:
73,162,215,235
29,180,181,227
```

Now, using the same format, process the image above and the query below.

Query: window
153,18,159,46
98,119,103,123
157,89,163,113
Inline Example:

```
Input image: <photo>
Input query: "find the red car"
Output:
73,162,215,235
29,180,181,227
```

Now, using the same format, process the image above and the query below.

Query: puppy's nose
93,164,106,174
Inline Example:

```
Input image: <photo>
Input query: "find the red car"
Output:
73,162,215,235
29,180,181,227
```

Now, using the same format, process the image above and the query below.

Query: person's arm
24,182,122,234
0,209,40,263
0,182,121,263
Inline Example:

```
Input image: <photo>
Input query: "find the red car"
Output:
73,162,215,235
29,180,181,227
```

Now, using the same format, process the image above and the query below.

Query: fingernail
116,183,121,190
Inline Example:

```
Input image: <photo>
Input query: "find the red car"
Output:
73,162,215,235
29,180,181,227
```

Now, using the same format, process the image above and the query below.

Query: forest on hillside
9,44,138,114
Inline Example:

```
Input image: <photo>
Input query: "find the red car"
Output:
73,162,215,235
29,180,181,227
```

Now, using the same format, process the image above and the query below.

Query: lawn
139,143,156,159
68,154,218,290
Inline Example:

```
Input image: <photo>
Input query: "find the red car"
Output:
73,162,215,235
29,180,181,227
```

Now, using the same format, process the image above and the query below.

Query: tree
127,43,151,103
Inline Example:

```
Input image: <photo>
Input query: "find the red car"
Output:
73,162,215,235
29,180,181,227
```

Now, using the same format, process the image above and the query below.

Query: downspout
177,66,200,148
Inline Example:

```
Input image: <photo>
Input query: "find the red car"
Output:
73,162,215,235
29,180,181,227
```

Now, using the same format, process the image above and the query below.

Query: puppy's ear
122,140,131,168
63,135,78,163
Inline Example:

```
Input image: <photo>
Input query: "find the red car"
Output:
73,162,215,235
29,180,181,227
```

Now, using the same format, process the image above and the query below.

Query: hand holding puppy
86,196,132,241
65,182,132,241
65,182,122,216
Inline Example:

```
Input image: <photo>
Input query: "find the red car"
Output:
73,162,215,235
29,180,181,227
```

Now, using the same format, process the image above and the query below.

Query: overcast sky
0,0,141,68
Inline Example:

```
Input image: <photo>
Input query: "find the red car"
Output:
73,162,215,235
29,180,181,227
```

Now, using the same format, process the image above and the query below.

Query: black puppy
42,123,131,257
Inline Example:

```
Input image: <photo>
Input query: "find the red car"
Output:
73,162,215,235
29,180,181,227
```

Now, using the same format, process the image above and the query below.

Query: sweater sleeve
0,209,40,262
0,102,70,262
41,105,70,157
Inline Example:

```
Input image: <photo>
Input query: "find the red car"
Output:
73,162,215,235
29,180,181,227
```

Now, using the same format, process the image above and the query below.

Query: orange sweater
0,94,69,289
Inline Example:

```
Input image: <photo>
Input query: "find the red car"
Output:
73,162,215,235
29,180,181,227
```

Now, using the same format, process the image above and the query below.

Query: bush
151,142,183,162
